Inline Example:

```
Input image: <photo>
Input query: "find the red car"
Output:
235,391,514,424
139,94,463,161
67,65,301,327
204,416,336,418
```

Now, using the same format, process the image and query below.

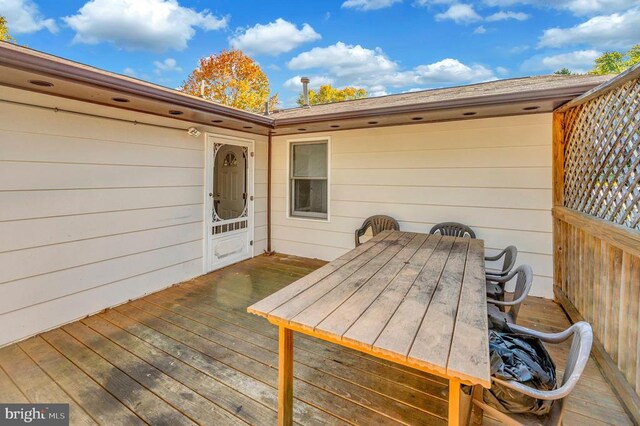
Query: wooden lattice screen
553,65,640,424
563,78,640,229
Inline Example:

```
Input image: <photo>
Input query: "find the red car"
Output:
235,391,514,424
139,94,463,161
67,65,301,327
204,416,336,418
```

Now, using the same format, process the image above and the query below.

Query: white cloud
229,18,321,56
496,66,509,74
435,4,482,23
153,58,182,75
414,58,495,82
341,0,402,10
486,11,529,21
1,0,57,34
483,0,637,16
287,42,496,94
63,0,227,52
283,75,335,91
123,67,137,77
474,25,487,33
538,8,640,49
414,0,457,5
522,49,601,73
288,42,399,78
368,86,389,96
510,44,530,54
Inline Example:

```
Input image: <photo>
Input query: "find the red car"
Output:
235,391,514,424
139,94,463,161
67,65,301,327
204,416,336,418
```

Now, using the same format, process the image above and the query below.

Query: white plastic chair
472,321,593,425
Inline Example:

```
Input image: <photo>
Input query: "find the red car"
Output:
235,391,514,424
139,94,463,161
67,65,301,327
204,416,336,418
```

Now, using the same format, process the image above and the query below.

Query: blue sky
1,0,638,107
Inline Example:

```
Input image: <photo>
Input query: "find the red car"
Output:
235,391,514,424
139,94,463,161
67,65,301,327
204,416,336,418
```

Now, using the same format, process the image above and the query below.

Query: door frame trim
204,132,255,273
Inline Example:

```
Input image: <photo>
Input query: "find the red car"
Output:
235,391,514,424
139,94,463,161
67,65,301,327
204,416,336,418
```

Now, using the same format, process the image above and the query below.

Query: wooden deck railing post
552,111,565,298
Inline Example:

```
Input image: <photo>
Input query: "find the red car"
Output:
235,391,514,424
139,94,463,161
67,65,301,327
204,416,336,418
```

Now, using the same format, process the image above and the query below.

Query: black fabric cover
484,319,556,415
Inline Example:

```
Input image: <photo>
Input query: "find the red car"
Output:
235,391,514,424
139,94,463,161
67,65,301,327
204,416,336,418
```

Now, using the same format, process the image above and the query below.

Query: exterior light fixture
187,127,201,137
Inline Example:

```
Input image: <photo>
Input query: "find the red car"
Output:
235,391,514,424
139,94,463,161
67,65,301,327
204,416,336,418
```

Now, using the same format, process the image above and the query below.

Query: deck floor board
0,254,632,425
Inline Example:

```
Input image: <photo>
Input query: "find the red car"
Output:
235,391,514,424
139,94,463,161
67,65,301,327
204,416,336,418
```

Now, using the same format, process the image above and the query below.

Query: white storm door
205,135,254,272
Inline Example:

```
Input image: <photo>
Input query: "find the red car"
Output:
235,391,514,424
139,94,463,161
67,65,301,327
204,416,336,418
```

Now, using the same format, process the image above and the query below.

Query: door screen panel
212,143,248,235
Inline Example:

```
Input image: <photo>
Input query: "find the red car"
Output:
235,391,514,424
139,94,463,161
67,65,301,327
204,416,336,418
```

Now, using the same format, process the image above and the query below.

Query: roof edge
0,42,274,127
273,81,605,125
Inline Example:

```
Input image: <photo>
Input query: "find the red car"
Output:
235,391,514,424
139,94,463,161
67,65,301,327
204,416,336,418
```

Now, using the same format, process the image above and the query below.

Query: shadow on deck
0,254,632,425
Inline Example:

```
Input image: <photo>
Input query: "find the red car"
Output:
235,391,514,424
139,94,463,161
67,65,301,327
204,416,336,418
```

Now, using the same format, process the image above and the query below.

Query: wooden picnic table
248,230,490,425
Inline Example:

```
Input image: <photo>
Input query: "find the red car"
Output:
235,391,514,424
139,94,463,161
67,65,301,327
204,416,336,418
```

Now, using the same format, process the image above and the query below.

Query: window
290,141,328,219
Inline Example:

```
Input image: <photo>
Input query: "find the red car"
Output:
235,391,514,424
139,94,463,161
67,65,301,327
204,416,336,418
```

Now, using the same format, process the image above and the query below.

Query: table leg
278,326,294,426
449,379,461,426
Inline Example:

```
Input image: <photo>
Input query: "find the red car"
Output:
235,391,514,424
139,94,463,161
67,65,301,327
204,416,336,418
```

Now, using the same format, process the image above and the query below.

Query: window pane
292,179,327,215
292,143,327,177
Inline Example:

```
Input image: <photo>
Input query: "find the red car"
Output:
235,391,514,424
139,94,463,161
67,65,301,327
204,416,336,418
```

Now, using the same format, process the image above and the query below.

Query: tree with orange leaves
181,49,278,114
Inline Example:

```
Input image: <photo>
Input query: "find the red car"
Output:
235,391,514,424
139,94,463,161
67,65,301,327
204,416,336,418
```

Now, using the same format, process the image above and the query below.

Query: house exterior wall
271,114,554,298
0,87,267,347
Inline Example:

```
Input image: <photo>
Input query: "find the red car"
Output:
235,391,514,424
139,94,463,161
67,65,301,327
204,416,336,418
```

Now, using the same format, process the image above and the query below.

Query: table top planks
248,230,491,388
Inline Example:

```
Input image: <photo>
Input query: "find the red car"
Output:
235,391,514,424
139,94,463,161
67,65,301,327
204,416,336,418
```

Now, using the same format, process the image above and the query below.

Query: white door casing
204,134,254,272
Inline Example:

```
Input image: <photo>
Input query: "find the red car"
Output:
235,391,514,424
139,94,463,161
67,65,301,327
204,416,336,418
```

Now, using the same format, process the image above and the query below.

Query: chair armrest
485,268,517,284
486,290,528,307
492,377,572,401
485,269,508,279
484,248,506,262
486,297,513,307
508,323,576,344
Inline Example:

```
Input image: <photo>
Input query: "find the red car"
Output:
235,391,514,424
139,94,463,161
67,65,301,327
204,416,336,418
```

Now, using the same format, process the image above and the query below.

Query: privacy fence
553,64,640,424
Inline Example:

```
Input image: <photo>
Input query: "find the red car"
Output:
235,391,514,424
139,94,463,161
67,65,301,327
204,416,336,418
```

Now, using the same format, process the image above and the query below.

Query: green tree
554,68,573,75
181,49,278,113
626,45,640,67
0,16,16,43
297,84,367,106
590,45,640,75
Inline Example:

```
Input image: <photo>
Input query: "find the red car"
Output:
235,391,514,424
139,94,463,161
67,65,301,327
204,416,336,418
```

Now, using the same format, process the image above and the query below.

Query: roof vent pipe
264,101,269,116
301,76,310,108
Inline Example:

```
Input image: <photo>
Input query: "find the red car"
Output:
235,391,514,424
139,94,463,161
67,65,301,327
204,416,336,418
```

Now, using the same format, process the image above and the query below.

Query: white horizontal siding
0,88,267,346
271,114,555,298
1,259,203,347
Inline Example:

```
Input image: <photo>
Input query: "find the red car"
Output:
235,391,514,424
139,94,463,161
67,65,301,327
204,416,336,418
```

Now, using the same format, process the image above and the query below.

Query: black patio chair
355,215,399,246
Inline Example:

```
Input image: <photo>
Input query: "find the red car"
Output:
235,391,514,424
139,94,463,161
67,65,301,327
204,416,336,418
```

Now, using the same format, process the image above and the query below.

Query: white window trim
286,136,331,222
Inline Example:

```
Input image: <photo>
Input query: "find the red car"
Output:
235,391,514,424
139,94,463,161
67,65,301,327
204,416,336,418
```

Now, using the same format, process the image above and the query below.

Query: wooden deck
0,254,632,425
